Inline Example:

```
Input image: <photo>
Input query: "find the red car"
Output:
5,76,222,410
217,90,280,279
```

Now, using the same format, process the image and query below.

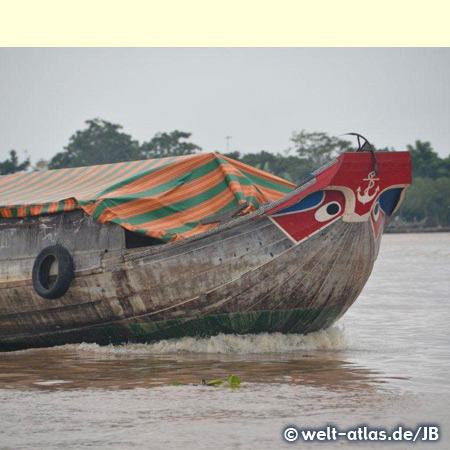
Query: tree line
1,118,449,226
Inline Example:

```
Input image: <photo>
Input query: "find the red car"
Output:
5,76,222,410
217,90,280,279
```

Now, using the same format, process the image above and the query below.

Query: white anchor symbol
356,171,380,205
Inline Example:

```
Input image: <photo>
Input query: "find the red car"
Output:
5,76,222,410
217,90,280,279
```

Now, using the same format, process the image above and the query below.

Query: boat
0,143,411,350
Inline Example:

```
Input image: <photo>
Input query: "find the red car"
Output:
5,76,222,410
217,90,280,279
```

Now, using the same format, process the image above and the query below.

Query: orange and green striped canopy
0,153,295,243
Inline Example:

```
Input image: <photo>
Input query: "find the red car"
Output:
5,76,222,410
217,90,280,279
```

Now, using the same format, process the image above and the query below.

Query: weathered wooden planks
0,207,381,350
0,151,412,351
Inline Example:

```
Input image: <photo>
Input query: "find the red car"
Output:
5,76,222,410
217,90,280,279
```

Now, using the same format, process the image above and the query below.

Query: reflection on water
0,233,449,449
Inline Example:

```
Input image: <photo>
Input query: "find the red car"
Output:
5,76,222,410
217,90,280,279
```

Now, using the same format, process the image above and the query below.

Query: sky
0,48,449,164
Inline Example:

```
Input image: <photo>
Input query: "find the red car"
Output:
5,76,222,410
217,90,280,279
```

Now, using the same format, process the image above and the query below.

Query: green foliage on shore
1,120,449,225
48,119,202,169
408,140,450,179
141,130,201,159
0,150,30,175
399,141,450,226
47,119,201,169
49,119,140,169
400,177,450,226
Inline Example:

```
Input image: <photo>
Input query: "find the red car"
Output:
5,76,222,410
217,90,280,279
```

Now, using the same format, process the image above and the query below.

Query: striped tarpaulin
0,153,295,243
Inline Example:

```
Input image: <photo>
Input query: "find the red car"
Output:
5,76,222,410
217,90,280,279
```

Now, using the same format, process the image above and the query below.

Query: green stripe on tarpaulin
78,157,267,241
159,195,261,239
110,175,252,228
87,157,245,220
88,157,177,202
0,153,295,243
115,307,343,343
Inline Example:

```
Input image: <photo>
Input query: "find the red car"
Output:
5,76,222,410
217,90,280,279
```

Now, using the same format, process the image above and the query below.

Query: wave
56,326,349,355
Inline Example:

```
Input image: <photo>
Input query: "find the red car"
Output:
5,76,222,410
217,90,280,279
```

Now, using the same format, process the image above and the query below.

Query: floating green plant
171,374,241,388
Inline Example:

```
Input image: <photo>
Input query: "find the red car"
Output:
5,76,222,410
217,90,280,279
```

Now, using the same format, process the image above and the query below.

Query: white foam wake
67,326,349,355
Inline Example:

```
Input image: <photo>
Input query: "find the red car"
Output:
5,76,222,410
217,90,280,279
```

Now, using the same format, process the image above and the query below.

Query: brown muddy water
0,233,449,449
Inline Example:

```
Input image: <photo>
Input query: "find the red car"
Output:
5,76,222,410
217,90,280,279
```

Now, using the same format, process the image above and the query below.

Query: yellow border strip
0,0,449,47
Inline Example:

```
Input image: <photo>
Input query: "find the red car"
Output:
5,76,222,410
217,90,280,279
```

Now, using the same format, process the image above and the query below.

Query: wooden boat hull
0,152,411,350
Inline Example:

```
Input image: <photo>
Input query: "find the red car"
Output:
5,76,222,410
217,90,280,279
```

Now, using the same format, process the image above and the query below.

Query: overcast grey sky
1,48,449,163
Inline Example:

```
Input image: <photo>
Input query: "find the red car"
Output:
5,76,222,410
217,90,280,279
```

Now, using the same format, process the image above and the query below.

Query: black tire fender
32,245,74,299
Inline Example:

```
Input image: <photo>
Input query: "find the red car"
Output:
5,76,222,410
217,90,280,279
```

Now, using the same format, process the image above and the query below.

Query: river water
0,233,449,449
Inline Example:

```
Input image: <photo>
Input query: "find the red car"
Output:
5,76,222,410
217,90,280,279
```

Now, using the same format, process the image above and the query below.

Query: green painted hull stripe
0,307,344,351
121,306,344,342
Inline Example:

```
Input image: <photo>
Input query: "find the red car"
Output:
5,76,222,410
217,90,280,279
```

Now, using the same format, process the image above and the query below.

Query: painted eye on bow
314,202,342,222
372,201,380,221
